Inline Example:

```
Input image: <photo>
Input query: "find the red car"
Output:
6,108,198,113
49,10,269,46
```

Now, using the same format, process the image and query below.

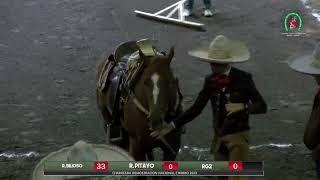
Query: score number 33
94,162,109,171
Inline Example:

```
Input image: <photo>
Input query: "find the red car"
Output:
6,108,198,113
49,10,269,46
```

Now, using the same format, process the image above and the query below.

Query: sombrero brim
32,144,133,180
288,54,320,75
188,41,250,63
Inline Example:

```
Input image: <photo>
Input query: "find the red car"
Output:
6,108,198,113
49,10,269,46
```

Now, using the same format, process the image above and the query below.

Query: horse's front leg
159,150,176,180
129,136,147,160
129,137,148,180
147,150,162,180
161,131,181,161
147,149,154,161
160,131,182,180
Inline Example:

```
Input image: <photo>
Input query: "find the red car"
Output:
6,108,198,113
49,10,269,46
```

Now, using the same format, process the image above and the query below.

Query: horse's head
137,47,180,131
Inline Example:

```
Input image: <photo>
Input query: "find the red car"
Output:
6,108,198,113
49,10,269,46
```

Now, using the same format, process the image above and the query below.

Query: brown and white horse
96,47,183,175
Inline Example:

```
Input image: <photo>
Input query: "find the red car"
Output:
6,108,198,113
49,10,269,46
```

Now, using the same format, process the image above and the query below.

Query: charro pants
185,0,212,10
212,131,250,180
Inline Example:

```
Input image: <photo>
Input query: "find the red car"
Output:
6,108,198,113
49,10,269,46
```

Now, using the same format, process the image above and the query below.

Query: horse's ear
167,46,175,63
138,49,146,63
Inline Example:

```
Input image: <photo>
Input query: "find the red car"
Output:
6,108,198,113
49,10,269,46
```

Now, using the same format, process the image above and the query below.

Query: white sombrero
288,42,320,74
188,35,250,64
32,140,133,180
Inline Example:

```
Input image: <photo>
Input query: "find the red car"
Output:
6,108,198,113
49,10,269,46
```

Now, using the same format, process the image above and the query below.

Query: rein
126,80,182,122
124,85,181,155
120,52,181,155
129,90,151,118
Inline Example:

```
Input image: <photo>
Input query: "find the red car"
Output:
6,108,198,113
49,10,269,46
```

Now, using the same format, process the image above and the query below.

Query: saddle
97,51,143,122
97,54,115,92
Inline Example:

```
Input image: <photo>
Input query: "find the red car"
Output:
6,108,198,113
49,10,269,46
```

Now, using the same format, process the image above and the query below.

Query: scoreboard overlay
44,161,264,176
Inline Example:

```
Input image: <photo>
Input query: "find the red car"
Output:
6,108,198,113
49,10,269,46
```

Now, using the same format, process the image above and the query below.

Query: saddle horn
138,49,147,63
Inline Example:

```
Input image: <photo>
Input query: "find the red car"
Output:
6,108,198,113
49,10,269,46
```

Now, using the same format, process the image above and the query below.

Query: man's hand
225,103,245,114
150,122,175,139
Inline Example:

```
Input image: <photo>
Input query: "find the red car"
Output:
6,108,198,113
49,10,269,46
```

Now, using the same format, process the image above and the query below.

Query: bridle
125,78,182,121
118,50,181,155
123,78,182,155
129,83,182,120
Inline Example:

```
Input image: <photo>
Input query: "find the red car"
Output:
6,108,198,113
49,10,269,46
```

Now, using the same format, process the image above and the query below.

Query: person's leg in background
203,0,214,17
184,0,194,16
203,0,212,10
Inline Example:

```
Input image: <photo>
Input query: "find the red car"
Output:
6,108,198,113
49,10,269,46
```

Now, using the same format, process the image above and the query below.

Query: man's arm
150,76,213,139
172,77,212,129
246,74,267,114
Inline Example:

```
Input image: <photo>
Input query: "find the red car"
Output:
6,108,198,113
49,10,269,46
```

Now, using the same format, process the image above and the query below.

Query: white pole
166,5,179,18
154,1,181,15
134,0,205,30
179,0,185,21
134,10,204,27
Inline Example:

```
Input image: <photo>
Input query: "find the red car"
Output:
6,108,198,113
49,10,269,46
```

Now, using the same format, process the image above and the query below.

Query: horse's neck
132,79,148,107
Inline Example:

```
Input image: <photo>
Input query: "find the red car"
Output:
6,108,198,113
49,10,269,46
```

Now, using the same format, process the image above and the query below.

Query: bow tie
211,74,231,91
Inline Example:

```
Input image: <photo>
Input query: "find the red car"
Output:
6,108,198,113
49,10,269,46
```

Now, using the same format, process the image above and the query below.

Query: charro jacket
173,67,267,137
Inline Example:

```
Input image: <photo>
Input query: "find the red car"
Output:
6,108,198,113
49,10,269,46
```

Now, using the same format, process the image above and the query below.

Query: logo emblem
284,12,303,32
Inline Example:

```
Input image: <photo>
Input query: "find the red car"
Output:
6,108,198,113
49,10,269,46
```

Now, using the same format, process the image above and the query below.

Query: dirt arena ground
1,0,320,179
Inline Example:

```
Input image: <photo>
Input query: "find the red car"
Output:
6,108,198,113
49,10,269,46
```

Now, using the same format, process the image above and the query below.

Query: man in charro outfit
288,41,320,179
151,35,267,180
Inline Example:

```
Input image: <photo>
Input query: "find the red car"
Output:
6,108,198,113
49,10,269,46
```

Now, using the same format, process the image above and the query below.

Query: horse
96,46,183,178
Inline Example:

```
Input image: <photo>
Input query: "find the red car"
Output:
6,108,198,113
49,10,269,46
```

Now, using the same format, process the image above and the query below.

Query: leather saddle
97,52,141,121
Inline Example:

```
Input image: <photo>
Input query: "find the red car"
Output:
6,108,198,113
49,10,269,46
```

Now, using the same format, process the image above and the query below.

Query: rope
131,92,151,118
128,91,177,155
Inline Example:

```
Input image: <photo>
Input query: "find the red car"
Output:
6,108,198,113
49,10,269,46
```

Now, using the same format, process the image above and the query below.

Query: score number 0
228,162,243,171
163,162,179,170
